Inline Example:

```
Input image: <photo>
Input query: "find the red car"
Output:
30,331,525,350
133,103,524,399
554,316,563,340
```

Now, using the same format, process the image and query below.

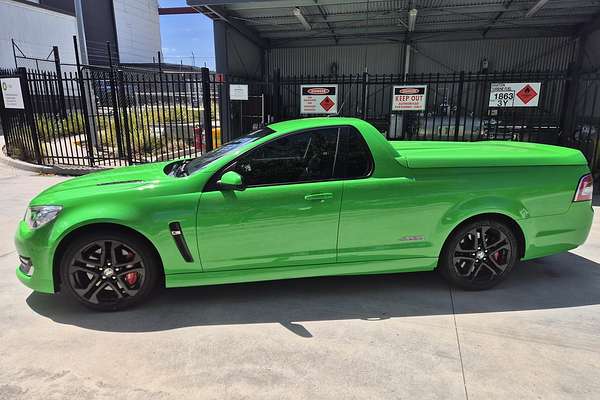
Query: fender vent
169,222,194,262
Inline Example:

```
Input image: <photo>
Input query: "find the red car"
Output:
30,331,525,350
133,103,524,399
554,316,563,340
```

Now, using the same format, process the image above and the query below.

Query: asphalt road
1,163,599,400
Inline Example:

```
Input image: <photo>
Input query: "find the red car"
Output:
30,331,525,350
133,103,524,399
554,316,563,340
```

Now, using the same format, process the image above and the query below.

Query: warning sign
392,85,427,111
489,82,541,107
300,85,338,114
229,84,248,101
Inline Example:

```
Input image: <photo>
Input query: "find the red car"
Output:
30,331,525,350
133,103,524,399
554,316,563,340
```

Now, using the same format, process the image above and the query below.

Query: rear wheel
439,219,518,290
59,229,160,311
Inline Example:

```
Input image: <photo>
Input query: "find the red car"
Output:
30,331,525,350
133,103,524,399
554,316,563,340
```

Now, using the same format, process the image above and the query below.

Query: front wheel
59,229,160,311
439,219,519,290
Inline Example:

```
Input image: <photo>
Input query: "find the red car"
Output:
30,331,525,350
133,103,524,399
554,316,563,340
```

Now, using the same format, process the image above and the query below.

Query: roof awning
187,0,600,48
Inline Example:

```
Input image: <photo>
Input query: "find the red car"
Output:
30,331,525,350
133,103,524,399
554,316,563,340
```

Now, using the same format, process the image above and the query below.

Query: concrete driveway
1,163,599,400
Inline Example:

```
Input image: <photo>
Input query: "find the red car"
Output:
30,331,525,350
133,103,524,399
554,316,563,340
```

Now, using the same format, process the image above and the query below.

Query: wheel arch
440,213,526,261
52,222,165,292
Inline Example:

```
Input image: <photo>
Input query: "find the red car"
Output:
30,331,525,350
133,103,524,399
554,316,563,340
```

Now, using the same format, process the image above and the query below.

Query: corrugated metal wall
224,25,263,79
267,43,405,76
583,30,600,73
267,36,576,77
413,37,576,74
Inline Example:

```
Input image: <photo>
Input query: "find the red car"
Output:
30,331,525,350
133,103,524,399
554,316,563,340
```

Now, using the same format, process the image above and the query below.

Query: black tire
439,219,519,290
59,229,161,311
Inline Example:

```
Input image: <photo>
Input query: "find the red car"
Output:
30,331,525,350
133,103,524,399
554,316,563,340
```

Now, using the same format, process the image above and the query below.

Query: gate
1,64,224,168
224,76,270,140
0,68,42,164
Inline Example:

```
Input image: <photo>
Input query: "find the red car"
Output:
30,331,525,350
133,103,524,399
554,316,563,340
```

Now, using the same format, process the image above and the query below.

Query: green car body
15,117,594,298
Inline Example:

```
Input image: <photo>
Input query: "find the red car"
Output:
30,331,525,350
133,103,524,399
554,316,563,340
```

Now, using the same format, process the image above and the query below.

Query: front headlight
24,205,63,229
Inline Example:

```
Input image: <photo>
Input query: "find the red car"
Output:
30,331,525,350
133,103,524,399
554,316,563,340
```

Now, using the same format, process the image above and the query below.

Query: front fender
48,196,201,275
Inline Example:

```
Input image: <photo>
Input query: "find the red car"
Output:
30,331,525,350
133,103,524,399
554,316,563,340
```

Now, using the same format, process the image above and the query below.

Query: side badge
399,235,425,242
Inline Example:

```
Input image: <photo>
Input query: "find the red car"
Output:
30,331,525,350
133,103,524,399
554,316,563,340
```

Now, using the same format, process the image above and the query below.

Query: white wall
0,0,77,70
113,0,162,63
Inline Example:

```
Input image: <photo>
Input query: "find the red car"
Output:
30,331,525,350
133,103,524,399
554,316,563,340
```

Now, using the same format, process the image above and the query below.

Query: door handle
304,193,334,201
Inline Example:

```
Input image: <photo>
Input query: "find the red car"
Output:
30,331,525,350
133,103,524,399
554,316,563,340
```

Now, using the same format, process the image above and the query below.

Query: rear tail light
574,174,594,202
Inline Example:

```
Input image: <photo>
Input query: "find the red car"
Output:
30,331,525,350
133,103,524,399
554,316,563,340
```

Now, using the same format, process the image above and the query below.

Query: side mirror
217,171,245,191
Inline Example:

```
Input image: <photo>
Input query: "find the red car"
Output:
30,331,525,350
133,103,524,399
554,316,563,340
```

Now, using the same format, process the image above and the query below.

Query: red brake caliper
125,271,138,286
492,250,504,264
124,250,138,285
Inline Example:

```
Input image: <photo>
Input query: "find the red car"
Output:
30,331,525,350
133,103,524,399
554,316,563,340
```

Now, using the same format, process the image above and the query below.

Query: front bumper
14,220,56,294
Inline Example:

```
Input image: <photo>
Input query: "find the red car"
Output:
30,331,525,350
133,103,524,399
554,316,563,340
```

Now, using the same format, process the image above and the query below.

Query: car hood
32,161,173,204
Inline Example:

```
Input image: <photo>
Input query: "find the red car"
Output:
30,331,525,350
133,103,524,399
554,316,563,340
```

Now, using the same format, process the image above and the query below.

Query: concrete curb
0,137,110,176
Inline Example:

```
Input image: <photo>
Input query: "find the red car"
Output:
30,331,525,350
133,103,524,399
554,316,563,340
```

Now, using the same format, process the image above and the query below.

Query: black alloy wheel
440,219,518,290
60,230,160,310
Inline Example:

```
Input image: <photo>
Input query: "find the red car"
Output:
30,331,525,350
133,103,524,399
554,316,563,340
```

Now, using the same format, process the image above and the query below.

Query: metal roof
187,0,600,47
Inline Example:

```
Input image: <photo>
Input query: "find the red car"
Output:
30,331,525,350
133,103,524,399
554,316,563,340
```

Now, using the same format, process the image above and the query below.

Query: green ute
15,117,594,310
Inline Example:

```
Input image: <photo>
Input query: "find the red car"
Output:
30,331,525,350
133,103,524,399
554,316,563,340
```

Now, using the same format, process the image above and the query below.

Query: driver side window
231,127,339,187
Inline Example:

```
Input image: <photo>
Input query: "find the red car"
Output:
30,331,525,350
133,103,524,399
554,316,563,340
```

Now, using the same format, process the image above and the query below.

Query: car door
196,127,343,272
336,126,435,263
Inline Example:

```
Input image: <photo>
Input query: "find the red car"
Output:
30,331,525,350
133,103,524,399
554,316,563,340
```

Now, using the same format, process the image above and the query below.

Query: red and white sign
300,84,338,114
392,85,427,111
489,82,541,107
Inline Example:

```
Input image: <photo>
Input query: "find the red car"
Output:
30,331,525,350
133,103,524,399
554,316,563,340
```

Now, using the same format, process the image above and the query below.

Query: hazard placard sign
489,82,541,107
392,85,427,111
300,85,338,114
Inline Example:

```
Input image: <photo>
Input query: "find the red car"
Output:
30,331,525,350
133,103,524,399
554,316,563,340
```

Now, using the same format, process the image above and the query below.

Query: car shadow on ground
27,252,600,335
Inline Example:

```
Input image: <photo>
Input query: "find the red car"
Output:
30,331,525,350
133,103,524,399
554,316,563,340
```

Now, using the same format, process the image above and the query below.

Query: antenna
333,99,346,117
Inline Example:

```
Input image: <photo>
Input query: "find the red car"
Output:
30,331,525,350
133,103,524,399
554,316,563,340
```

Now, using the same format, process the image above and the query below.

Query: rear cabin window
334,126,373,179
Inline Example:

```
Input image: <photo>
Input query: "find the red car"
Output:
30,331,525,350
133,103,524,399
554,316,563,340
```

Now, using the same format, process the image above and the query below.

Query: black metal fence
271,70,600,172
0,64,223,167
1,61,599,173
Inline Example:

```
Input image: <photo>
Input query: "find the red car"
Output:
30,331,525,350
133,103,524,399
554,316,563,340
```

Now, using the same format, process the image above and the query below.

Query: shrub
35,111,85,141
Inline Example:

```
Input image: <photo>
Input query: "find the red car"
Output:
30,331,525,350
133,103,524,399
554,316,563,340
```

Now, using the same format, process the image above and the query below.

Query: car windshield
185,127,274,175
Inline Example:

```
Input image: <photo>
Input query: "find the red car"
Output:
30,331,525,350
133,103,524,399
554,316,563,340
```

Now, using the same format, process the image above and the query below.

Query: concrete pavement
0,164,599,399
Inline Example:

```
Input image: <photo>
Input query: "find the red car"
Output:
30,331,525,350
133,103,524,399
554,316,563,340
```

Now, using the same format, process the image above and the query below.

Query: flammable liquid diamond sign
489,82,541,107
300,85,338,114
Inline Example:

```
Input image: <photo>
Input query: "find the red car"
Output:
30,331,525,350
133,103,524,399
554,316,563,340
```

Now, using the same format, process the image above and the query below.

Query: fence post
361,70,369,120
560,63,581,146
107,42,125,158
201,67,213,152
17,67,42,164
11,39,19,68
220,73,231,143
52,46,67,119
117,69,133,165
454,70,465,140
73,35,95,166
272,68,281,121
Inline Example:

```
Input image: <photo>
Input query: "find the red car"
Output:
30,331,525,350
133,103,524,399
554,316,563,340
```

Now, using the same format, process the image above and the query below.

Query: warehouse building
187,0,599,79
184,1,599,154
0,0,162,69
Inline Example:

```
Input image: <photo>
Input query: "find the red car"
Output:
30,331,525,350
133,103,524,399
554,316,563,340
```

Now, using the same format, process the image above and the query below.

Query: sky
158,0,215,70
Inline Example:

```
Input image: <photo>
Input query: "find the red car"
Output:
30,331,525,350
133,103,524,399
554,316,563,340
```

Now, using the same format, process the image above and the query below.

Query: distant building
0,0,162,69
